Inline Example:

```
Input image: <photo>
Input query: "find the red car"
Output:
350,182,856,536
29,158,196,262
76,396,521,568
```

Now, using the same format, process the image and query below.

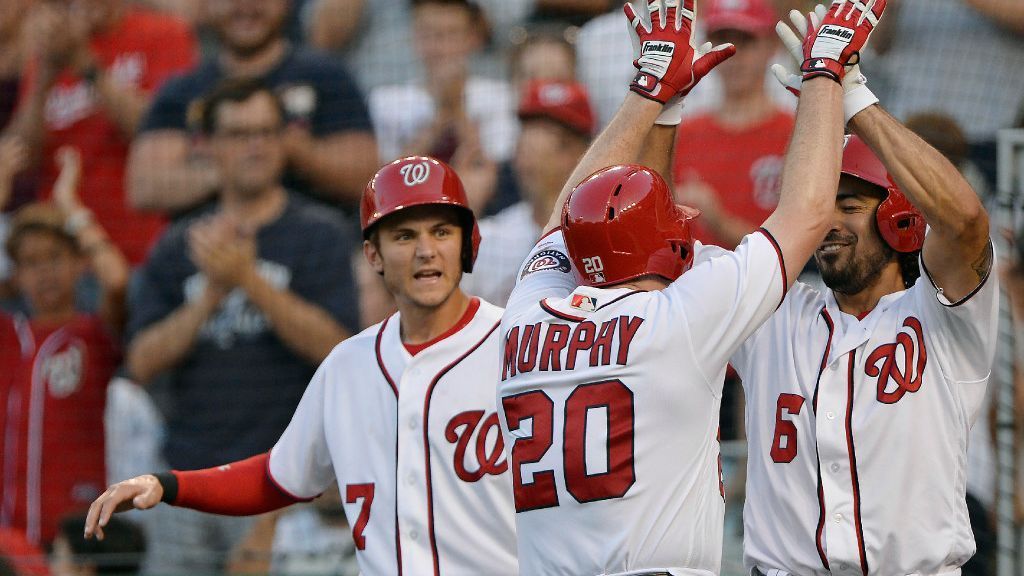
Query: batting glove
773,5,878,124
656,41,737,125
624,0,700,105
799,0,886,83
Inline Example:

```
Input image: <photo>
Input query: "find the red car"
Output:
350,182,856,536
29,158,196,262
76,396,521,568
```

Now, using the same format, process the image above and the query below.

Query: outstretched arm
850,105,991,300
762,0,890,286
542,0,734,235
84,453,303,541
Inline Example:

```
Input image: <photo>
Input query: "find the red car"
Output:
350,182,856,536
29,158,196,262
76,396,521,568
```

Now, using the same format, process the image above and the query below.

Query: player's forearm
127,136,220,213
777,80,844,220
159,452,304,515
764,79,844,283
637,124,677,189
850,105,986,244
240,271,349,364
286,132,379,204
126,289,221,383
963,0,1024,34
543,93,663,233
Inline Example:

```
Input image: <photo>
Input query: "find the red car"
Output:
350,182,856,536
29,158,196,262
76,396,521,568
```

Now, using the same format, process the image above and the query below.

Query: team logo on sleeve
521,249,571,278
865,316,928,405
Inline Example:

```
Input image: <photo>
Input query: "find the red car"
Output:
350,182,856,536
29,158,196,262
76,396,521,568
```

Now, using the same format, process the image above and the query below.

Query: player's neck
715,90,776,130
400,289,472,345
832,267,905,318
613,276,669,292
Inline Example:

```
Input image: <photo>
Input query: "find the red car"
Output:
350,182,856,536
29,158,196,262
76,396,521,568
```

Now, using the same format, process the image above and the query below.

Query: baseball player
495,1,885,574
83,157,518,575
732,6,998,575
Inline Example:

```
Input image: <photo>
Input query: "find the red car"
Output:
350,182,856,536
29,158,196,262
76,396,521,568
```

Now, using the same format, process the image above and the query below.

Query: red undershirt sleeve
159,452,312,516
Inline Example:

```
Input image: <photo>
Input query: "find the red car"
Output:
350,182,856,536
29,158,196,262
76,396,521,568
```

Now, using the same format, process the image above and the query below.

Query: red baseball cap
704,0,777,36
518,80,596,137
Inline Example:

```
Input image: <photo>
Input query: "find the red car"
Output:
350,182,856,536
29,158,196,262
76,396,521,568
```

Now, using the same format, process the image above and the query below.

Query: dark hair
58,514,146,575
897,251,921,288
198,77,286,135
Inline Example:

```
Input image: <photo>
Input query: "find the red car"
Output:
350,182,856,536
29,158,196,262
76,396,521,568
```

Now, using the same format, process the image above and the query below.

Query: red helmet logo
361,156,481,272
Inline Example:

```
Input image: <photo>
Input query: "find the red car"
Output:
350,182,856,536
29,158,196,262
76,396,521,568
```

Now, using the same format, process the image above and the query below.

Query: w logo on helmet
400,161,431,186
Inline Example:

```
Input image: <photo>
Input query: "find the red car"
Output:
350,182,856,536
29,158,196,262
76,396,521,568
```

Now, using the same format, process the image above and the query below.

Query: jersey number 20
502,380,635,512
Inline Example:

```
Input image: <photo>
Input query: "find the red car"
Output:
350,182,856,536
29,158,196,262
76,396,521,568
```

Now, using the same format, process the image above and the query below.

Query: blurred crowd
0,0,1022,574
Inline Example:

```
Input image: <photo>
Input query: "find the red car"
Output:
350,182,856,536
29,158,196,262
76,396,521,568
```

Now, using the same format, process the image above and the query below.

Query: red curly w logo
865,317,928,404
445,411,507,482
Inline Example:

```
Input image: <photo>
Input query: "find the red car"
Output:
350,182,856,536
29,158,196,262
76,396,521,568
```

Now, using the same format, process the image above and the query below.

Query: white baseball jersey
497,229,786,576
732,252,999,576
268,298,518,575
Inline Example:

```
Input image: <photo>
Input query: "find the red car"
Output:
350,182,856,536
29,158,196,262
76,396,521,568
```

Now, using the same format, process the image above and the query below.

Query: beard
815,231,895,295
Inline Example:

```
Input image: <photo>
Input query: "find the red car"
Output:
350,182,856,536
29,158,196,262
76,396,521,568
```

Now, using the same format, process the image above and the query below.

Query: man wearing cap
461,79,596,306
673,0,794,250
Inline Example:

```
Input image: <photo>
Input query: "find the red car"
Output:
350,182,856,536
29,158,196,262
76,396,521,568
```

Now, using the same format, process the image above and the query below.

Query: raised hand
773,4,881,123
800,0,887,83
623,0,699,104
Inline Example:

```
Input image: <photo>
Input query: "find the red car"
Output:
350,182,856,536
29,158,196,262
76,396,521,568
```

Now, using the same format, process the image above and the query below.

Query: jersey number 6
501,380,635,512
770,393,805,463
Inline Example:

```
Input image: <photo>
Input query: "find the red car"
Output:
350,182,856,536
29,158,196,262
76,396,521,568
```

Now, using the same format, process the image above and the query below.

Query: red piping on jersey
755,227,788,308
846,352,870,575
920,254,992,307
812,307,835,570
540,299,585,322
403,298,481,356
265,456,315,503
422,320,501,576
373,317,402,576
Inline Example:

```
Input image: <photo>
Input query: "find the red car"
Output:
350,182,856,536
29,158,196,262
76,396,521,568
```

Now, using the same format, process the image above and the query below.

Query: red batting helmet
562,165,700,287
841,136,926,253
361,156,482,272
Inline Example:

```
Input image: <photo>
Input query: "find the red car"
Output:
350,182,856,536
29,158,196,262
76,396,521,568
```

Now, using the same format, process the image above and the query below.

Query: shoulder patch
521,249,572,278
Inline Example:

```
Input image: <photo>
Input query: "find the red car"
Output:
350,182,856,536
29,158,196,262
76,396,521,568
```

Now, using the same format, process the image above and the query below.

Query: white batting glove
773,4,879,125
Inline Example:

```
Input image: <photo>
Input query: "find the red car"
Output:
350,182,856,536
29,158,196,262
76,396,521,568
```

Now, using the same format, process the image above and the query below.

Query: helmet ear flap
875,189,926,253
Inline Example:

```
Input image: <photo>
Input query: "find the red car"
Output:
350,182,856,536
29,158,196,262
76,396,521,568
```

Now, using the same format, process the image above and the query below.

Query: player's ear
363,238,384,276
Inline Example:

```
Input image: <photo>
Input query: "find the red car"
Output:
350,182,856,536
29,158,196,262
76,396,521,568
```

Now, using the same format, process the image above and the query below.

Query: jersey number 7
502,380,635,512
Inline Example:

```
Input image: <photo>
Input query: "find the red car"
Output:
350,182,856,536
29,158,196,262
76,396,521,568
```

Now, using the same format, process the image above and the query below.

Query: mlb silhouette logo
571,294,597,312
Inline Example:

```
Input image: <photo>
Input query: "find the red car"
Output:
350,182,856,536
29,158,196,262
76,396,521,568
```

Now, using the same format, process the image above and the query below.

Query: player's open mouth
414,270,443,281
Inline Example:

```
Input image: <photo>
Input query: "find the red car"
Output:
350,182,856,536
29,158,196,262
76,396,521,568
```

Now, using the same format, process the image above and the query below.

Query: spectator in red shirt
0,149,129,547
671,0,794,250
4,0,197,264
